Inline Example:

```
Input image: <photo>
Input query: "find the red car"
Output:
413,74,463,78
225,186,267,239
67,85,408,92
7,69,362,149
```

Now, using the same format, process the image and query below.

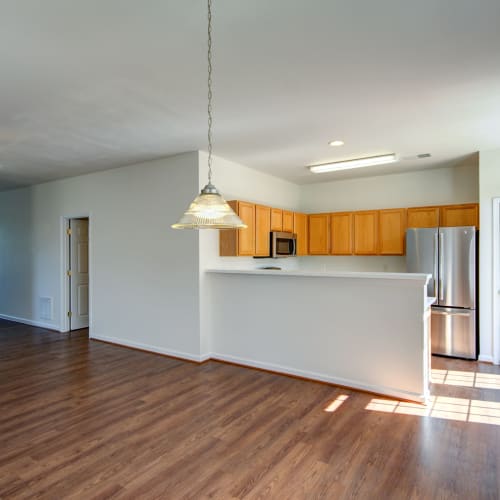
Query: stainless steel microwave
271,231,296,258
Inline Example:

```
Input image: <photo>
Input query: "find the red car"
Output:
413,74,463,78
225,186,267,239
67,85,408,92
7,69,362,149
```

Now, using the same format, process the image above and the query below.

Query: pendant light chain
207,0,213,184
171,0,247,229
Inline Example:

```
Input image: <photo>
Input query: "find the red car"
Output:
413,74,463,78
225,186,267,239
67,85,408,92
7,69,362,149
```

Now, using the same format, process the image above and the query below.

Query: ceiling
1,0,499,191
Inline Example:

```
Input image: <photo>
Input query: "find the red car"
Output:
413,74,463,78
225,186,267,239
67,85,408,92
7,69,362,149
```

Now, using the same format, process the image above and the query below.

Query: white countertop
206,268,431,282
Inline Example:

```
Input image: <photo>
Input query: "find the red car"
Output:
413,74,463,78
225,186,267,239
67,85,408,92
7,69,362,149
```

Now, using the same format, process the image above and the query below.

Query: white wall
300,162,479,213
479,149,500,363
197,152,301,355
299,162,479,273
0,152,204,360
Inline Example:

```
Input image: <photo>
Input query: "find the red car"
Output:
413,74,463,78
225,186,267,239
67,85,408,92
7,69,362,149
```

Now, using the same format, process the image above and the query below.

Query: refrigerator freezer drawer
431,307,476,359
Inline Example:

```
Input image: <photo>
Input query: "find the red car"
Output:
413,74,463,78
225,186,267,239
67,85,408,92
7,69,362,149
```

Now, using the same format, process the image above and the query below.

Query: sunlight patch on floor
365,395,500,426
324,394,349,413
431,369,500,389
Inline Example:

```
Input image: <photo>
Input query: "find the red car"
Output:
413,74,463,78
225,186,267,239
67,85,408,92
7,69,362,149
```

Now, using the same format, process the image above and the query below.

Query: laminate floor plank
1,323,500,499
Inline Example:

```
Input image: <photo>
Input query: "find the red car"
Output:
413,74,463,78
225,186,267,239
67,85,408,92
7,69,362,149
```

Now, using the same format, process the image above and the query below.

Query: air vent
417,153,431,159
39,297,53,321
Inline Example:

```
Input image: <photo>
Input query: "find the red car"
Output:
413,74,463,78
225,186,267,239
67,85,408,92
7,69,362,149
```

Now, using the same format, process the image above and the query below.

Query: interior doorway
65,218,89,331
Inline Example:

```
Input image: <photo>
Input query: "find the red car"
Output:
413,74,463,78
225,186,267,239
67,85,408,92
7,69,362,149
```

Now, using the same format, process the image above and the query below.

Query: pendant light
172,0,246,230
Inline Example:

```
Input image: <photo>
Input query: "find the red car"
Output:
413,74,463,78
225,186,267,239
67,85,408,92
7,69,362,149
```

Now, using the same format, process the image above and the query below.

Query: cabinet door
270,208,283,232
293,212,308,256
237,201,255,255
330,212,353,255
379,208,407,255
255,205,271,256
308,214,329,255
353,211,379,255
440,204,479,228
219,201,238,256
282,210,294,233
407,206,440,228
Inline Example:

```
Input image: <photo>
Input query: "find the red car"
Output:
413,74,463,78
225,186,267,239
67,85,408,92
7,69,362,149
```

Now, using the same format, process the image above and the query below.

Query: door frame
492,198,500,365
60,214,92,333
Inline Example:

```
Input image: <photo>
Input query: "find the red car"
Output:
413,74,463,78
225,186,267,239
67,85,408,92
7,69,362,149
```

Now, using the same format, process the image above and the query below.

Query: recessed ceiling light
308,153,398,174
328,140,344,147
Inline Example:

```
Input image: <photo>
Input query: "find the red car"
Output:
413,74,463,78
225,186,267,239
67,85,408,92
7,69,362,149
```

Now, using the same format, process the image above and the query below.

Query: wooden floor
1,321,500,499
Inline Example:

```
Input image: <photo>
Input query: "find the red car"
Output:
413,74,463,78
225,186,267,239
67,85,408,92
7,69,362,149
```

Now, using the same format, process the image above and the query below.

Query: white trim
493,198,500,365
210,352,427,403
0,314,58,331
90,334,208,363
479,354,494,363
86,337,427,402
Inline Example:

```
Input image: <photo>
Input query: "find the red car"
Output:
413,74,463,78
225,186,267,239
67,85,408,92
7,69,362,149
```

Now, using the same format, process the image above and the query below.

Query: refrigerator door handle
439,231,444,302
432,310,472,317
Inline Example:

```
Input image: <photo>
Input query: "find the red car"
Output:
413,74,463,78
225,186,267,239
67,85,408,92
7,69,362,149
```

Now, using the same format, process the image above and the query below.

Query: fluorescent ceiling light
309,153,397,174
328,140,344,147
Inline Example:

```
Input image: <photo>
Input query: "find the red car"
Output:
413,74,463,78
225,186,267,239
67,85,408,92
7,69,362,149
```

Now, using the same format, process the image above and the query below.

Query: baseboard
199,352,212,363
83,336,426,402
0,313,59,331
478,354,494,363
90,334,208,363
210,352,426,403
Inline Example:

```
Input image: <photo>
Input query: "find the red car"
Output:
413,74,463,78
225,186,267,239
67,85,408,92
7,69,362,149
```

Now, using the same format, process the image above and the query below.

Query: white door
70,219,89,330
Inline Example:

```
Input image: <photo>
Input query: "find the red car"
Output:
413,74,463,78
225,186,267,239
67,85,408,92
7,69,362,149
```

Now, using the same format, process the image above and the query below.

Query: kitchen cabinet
308,214,329,255
407,206,440,228
379,208,407,255
255,204,271,256
330,212,353,255
282,210,294,233
353,211,379,255
293,212,308,255
271,208,283,231
220,199,479,258
219,201,255,256
440,203,479,228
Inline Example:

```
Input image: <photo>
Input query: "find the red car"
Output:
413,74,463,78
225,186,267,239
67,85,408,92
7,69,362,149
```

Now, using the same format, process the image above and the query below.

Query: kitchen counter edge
206,269,431,283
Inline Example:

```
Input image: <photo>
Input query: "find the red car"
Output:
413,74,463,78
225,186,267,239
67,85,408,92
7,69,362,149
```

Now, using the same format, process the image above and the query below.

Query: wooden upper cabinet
219,200,255,256
407,206,440,228
255,204,271,257
293,212,308,256
330,212,353,255
379,208,407,255
282,210,294,233
440,203,479,228
271,208,283,232
353,211,379,255
308,214,329,255
237,201,256,255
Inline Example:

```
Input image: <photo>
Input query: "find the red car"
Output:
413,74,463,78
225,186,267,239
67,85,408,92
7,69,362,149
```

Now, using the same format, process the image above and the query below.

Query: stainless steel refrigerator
406,226,477,359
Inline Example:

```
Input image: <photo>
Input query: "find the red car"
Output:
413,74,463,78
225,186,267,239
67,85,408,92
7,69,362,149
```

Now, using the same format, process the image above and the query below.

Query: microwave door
275,237,289,257
272,232,296,258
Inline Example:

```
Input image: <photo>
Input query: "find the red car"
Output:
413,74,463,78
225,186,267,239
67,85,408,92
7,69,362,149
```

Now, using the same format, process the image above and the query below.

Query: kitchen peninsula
205,269,432,403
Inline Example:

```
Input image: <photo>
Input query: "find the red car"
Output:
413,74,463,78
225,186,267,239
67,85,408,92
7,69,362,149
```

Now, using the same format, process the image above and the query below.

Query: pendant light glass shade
172,183,247,229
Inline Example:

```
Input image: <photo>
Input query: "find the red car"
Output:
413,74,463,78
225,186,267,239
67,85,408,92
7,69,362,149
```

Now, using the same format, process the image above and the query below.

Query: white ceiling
1,0,499,190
